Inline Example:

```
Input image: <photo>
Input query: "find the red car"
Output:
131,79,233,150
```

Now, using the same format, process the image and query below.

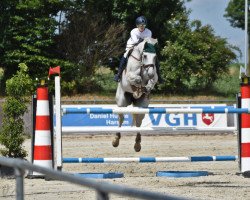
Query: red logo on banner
202,113,214,125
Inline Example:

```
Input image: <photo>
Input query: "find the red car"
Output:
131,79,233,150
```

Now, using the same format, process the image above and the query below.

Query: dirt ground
1,133,250,200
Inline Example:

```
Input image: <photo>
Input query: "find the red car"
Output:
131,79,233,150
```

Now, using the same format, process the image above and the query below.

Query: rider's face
137,24,146,32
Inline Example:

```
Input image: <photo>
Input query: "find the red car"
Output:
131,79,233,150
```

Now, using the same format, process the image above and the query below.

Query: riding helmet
135,16,147,26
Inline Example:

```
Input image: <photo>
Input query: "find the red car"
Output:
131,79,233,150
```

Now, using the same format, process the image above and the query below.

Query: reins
130,54,141,62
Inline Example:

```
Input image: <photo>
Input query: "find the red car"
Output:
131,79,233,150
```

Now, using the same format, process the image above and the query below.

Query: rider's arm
146,29,152,38
130,29,140,44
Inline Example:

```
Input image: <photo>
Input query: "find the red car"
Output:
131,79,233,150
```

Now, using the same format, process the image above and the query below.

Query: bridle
130,52,155,69
129,50,155,98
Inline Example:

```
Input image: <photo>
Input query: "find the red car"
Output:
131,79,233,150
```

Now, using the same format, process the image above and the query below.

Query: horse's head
124,38,158,99
127,38,158,82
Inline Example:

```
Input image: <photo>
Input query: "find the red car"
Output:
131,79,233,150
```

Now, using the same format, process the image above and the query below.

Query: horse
112,37,159,152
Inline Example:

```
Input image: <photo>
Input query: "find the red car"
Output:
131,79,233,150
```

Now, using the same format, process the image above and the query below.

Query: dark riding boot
156,58,163,84
114,56,127,82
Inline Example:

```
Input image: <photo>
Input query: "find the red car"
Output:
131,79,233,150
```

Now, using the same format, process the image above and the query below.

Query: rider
114,16,163,83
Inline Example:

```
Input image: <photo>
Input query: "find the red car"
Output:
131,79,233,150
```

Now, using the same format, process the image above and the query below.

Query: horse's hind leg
134,132,141,152
112,114,124,147
112,132,121,147
133,114,143,152
133,95,149,152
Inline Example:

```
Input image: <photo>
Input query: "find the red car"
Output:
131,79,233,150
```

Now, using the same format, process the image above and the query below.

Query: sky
185,0,245,63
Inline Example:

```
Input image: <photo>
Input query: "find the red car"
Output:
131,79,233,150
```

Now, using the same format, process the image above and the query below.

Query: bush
0,63,33,158
212,64,241,97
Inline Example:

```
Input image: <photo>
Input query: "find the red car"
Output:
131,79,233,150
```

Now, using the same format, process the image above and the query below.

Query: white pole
61,126,236,134
55,76,62,170
245,0,249,75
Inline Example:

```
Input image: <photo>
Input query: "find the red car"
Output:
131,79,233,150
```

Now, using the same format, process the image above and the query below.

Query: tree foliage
224,0,250,31
0,0,240,95
82,0,187,48
0,0,73,81
57,12,125,78
159,15,237,93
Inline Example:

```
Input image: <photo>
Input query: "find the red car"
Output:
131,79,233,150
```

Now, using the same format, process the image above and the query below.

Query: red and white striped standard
33,86,53,175
241,84,250,172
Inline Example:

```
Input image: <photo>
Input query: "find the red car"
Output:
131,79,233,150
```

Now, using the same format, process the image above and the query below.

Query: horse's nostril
148,73,154,79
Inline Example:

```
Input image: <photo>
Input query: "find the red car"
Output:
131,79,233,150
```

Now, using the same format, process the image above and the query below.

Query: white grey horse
113,38,158,152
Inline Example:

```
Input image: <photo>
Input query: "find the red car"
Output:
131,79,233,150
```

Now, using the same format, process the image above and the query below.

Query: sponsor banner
58,104,228,128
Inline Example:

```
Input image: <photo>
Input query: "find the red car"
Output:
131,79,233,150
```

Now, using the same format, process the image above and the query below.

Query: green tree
55,0,128,93
0,63,34,158
224,0,249,75
0,0,73,82
159,14,237,93
57,12,125,76
82,0,187,48
224,0,249,31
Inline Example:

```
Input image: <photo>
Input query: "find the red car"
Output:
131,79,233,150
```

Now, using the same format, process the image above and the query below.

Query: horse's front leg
144,78,157,95
112,114,124,147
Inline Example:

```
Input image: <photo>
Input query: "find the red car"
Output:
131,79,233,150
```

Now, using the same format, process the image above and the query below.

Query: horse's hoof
112,139,119,147
134,143,141,152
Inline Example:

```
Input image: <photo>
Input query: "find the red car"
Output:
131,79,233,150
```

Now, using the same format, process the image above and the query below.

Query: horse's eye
143,55,147,58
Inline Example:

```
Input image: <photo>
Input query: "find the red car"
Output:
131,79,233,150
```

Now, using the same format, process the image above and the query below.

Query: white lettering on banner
109,114,118,119
106,120,118,125
109,114,129,119
106,120,130,125
90,114,109,119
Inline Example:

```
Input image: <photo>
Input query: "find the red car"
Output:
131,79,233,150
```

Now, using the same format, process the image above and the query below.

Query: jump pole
63,155,238,163
61,126,236,134
63,107,250,114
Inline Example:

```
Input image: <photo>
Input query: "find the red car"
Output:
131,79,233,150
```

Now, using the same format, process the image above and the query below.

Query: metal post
15,168,24,200
31,94,37,165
